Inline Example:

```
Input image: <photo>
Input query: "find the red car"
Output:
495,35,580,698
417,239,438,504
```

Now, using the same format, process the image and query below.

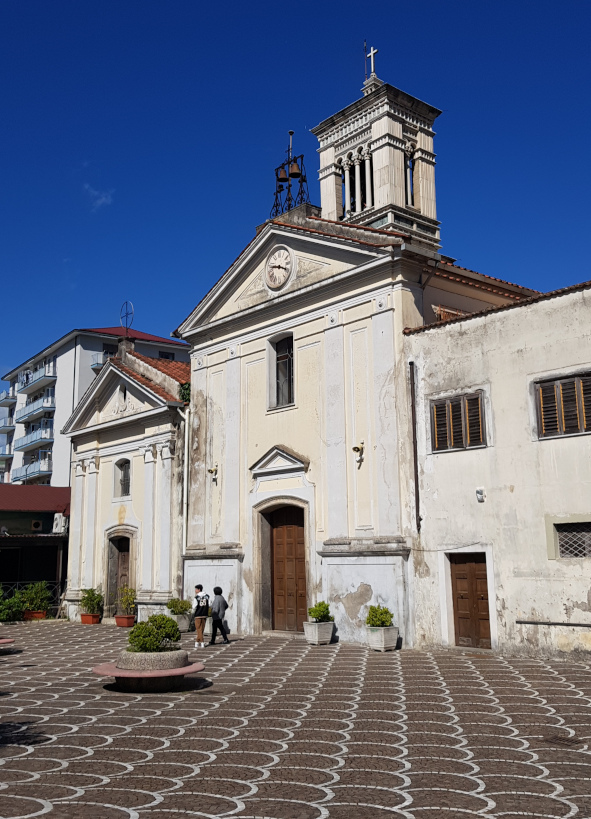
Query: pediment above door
250,446,309,478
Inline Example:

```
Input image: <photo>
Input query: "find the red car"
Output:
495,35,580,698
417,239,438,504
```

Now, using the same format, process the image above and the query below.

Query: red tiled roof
83,327,188,347
128,351,190,384
404,279,591,335
0,485,70,514
437,260,540,295
110,359,180,403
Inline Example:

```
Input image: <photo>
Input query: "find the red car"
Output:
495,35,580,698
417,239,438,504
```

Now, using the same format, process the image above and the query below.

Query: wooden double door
106,537,130,616
450,553,491,649
270,507,307,632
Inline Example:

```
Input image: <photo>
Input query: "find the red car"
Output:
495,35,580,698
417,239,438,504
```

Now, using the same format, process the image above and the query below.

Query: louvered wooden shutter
432,401,449,450
560,380,579,434
465,394,484,447
539,383,559,437
449,398,464,448
580,377,591,432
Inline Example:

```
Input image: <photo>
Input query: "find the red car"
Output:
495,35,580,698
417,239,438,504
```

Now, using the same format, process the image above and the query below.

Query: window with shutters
536,375,591,438
431,392,486,452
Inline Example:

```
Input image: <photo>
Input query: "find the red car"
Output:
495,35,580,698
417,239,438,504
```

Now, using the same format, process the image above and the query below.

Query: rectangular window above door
431,392,486,452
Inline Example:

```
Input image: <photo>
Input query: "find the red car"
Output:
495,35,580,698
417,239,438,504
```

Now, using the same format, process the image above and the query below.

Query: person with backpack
209,586,230,645
191,584,210,649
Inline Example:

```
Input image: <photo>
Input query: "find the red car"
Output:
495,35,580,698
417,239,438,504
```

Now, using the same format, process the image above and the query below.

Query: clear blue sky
1,0,590,381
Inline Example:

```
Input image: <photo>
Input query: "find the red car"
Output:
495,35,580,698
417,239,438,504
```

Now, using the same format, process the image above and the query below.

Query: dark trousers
210,618,228,643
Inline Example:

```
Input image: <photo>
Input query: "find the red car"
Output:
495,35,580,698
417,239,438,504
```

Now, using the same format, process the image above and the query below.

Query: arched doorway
105,536,130,616
266,506,306,632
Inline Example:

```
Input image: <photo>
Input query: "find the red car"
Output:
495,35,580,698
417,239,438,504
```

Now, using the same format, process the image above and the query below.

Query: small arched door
106,536,130,616
270,507,306,632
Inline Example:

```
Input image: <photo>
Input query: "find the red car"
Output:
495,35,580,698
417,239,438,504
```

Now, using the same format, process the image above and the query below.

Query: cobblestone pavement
1,624,591,818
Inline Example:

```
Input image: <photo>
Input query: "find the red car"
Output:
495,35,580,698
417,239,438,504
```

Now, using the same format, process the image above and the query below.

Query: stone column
158,442,173,592
140,445,155,591
81,456,98,588
68,460,85,590
354,155,362,213
343,160,351,218
324,322,348,537
224,352,241,545
364,149,373,209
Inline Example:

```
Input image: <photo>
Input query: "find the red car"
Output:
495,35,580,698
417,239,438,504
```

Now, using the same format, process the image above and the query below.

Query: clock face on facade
265,247,293,290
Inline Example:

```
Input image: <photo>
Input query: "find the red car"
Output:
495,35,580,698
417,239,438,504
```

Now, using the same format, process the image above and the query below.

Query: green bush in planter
118,586,136,615
366,604,394,627
308,601,334,623
166,598,191,615
128,614,181,653
80,588,103,615
0,589,23,621
21,581,51,613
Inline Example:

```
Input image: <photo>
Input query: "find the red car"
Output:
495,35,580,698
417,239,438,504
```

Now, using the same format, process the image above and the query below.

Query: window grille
537,375,591,438
556,522,591,558
431,392,486,452
118,460,130,497
275,337,294,407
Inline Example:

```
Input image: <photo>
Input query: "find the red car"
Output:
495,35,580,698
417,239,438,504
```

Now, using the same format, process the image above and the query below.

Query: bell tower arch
311,53,442,246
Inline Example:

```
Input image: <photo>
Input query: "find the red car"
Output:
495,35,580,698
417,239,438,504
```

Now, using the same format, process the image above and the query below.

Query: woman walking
209,586,230,645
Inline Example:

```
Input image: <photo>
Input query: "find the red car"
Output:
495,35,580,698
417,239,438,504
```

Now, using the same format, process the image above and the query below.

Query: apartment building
0,327,189,486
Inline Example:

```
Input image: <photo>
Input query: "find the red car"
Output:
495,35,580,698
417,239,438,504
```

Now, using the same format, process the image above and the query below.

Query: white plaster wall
405,287,591,655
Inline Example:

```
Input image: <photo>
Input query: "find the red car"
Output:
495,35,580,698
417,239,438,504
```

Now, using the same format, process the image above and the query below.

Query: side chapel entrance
106,536,130,617
270,507,307,632
450,553,491,649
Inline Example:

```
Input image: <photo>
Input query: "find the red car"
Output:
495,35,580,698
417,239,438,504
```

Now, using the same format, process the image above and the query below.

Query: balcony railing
17,364,57,393
91,351,116,369
0,416,15,431
11,456,53,482
13,427,54,452
0,444,13,457
0,388,17,406
15,396,56,423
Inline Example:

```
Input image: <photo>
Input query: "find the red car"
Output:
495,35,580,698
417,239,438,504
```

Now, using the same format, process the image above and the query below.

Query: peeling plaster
333,582,373,621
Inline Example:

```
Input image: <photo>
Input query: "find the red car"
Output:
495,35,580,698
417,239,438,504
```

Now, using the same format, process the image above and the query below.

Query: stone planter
81,613,101,625
303,620,334,645
115,615,135,628
23,610,46,621
167,613,190,633
93,649,205,693
366,625,399,652
203,616,213,638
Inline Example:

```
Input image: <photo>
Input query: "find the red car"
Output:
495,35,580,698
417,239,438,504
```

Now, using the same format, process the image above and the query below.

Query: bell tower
311,49,442,246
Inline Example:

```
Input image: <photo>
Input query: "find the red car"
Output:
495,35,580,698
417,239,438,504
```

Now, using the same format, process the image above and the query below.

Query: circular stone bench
93,649,205,693
0,638,15,648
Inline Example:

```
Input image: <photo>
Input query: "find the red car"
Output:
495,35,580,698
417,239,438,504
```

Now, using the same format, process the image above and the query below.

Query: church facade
175,71,536,644
63,65,591,654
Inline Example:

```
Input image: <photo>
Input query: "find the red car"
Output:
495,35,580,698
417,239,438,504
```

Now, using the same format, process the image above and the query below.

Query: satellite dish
120,301,134,336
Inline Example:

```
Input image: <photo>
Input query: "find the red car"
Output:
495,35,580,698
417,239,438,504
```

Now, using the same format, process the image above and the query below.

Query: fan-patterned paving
1,623,591,818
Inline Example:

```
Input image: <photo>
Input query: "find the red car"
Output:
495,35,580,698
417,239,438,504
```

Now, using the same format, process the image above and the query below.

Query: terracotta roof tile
110,358,180,403
83,327,188,346
127,351,190,384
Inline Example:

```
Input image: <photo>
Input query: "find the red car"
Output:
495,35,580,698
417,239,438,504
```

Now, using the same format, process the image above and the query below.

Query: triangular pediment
62,362,168,435
177,222,383,336
250,446,309,477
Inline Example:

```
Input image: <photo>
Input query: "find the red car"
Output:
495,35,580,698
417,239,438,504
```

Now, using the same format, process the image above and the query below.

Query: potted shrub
303,601,335,645
166,598,192,632
365,604,399,652
0,589,23,622
21,581,51,620
115,586,136,627
80,588,103,624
